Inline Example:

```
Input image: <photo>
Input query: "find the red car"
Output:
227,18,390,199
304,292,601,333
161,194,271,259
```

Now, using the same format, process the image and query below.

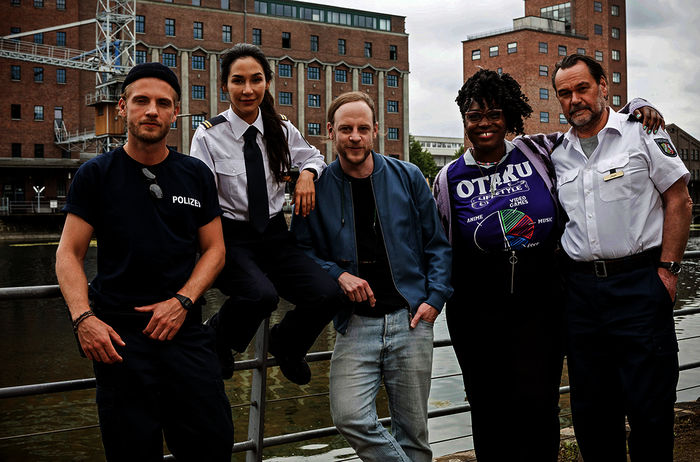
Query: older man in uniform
551,54,692,461
56,63,234,461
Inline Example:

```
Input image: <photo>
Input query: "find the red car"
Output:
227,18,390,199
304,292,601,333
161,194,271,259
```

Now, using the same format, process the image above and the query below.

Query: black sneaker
268,325,311,385
205,314,235,380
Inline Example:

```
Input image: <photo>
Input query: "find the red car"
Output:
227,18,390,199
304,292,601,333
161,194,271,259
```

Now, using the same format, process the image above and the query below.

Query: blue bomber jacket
291,152,453,334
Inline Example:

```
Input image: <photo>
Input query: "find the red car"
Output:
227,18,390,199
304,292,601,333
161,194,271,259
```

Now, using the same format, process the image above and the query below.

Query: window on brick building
192,85,206,100
577,48,586,55
611,27,620,39
611,5,620,16
222,25,231,43
192,55,205,70
56,0,65,9
279,91,292,105
390,45,397,60
558,45,567,56
34,144,44,158
11,104,21,120
282,32,291,48
612,72,621,83
193,21,203,39
136,15,145,33
594,24,602,35
11,65,20,81
221,0,229,9
135,50,147,64
539,42,548,53
310,35,319,52
192,114,204,130
472,49,481,60
308,123,320,136
387,100,399,113
165,19,175,37
539,65,548,76
508,42,517,54
220,87,228,102
308,94,320,108
387,74,398,87
163,52,176,67
279,63,292,78
364,42,372,58
612,95,621,106
594,1,602,12
12,143,21,158
560,113,567,124
612,49,620,61
335,69,347,82
362,71,373,85
34,33,43,44
489,46,498,57
34,0,43,7
387,128,399,140
56,31,66,47
595,50,603,61
33,67,43,82
540,112,549,123
338,39,346,55
540,88,549,99
253,29,261,45
57,68,66,84
307,66,320,80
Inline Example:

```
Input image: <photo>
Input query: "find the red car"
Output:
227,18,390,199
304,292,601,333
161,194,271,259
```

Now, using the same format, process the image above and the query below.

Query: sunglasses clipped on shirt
464,109,504,123
141,167,163,200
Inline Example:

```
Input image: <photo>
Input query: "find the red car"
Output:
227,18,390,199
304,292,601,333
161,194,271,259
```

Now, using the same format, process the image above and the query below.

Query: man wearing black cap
56,62,234,461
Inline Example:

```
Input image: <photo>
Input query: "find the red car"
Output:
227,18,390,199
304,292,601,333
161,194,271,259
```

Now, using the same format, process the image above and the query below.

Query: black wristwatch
174,293,194,310
658,261,682,275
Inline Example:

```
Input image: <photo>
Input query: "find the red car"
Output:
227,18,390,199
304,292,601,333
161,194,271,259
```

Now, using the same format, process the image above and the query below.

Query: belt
566,247,661,278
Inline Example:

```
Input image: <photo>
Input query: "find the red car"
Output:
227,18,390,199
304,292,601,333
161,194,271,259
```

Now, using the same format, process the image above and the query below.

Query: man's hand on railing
77,316,125,364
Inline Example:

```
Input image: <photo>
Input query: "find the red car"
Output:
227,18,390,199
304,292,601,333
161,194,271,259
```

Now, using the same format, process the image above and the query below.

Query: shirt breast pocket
556,168,580,216
596,152,631,202
213,158,246,199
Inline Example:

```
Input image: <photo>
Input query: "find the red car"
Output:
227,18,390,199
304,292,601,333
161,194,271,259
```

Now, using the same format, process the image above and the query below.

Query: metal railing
2,250,700,460
0,199,66,215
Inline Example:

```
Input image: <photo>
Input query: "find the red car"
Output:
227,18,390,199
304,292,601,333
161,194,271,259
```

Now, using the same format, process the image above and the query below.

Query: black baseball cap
121,62,181,98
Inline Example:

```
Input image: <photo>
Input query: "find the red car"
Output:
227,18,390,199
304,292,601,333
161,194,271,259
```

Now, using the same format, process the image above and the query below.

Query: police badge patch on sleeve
654,138,678,157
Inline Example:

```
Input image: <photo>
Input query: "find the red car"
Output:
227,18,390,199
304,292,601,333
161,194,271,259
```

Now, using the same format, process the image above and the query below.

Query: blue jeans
330,310,434,462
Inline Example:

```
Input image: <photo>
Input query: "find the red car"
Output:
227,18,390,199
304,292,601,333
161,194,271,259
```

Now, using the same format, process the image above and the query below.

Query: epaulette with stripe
201,114,227,129
279,114,289,121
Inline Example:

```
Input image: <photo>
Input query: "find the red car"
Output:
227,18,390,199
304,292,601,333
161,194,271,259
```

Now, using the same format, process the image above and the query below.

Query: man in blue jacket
292,91,452,462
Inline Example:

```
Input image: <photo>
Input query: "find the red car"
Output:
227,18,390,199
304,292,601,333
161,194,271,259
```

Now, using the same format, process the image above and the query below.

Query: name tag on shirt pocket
596,152,631,202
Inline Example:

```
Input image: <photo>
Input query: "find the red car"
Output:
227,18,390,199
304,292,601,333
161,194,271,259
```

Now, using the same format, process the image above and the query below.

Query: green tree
408,135,439,180
453,144,466,160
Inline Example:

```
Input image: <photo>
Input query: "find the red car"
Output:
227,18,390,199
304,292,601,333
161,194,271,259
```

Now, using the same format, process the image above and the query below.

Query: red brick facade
462,0,627,140
0,0,408,204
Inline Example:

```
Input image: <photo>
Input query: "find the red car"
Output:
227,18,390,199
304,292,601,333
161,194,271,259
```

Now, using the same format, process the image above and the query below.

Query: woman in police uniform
190,43,341,385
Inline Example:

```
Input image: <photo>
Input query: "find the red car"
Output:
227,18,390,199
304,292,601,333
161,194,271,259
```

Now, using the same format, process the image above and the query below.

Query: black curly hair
456,69,533,136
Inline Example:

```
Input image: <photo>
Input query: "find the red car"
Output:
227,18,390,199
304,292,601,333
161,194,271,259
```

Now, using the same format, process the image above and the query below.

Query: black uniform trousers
564,262,678,462
446,248,564,462
92,311,234,462
216,214,342,359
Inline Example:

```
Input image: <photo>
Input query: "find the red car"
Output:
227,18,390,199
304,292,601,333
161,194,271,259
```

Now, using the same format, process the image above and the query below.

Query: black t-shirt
349,176,406,316
63,147,222,311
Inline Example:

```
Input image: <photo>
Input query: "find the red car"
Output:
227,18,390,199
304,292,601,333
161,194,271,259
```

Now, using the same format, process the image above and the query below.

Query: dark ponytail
220,43,291,182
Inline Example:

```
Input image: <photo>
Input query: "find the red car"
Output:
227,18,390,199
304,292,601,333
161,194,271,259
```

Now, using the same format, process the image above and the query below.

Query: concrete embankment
434,400,700,462
0,214,64,242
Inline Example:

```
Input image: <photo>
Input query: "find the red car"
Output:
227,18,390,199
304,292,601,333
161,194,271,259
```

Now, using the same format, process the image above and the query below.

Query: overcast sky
317,0,700,140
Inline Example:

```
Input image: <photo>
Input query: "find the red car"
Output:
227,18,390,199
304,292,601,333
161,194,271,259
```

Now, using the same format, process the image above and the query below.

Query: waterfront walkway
435,400,700,462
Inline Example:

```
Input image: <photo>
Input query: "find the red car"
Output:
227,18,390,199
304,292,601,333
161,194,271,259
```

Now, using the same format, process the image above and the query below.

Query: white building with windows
414,135,464,167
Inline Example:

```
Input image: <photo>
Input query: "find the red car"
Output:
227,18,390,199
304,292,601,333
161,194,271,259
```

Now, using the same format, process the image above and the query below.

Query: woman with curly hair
433,68,662,460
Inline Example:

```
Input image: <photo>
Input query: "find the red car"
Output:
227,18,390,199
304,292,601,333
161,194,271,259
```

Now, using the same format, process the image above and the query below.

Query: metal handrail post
246,318,269,462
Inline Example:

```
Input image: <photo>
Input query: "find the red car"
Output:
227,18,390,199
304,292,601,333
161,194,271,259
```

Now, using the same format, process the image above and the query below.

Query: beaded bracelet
72,310,95,333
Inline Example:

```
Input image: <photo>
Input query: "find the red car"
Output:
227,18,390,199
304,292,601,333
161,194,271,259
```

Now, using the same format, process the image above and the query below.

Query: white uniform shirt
552,109,689,262
190,107,326,221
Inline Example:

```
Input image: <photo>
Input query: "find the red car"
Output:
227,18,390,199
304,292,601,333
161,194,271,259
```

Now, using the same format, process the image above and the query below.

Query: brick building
667,123,700,206
461,0,627,139
0,0,409,210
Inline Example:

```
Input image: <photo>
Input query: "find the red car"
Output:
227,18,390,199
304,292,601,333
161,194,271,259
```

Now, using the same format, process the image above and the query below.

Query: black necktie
243,126,269,233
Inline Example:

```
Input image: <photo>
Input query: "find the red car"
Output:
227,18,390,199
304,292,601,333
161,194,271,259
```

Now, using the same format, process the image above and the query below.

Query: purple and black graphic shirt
447,145,556,253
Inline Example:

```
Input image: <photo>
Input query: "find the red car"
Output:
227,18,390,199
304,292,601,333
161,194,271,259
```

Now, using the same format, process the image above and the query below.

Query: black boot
268,324,311,385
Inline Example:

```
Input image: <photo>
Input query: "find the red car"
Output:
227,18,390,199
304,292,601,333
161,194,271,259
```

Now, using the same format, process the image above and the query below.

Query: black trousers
447,249,564,462
564,264,679,461
216,215,342,358
93,321,234,461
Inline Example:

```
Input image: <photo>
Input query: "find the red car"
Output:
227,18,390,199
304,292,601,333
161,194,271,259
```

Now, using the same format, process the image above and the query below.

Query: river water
1,237,699,461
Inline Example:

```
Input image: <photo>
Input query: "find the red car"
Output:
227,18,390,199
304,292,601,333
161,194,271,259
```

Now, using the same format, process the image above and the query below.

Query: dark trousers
447,250,564,462
93,322,234,461
564,264,678,461
216,215,342,358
